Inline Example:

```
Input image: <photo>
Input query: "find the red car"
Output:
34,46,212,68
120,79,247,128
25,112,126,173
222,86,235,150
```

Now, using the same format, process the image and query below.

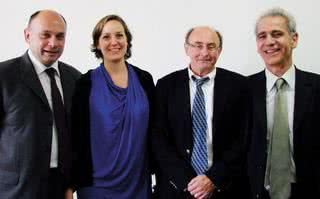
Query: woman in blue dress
71,15,155,199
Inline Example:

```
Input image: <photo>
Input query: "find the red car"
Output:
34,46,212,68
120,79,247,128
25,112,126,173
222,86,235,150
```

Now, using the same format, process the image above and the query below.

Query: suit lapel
178,69,193,148
253,71,267,135
212,68,228,137
58,63,73,113
293,68,313,138
20,53,50,108
251,71,268,155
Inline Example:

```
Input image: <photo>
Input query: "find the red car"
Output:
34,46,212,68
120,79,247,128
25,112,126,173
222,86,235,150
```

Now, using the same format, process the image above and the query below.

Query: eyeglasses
186,42,220,52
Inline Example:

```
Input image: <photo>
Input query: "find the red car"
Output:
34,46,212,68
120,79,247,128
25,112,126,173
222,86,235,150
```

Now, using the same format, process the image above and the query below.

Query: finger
188,179,200,192
188,177,199,187
189,185,202,195
195,191,208,199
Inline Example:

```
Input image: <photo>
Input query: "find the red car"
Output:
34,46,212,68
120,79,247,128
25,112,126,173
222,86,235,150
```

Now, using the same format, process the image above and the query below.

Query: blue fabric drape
78,63,150,199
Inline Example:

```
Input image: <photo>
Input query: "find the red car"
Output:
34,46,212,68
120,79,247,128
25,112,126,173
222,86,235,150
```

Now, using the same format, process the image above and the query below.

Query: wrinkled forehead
256,16,289,35
189,27,219,44
29,11,66,32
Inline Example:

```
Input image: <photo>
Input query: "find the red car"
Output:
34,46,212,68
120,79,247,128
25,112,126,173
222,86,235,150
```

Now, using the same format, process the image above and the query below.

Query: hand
187,175,214,199
65,188,74,199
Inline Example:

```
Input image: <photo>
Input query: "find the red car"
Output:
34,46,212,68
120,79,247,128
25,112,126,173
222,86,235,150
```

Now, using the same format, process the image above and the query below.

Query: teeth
265,51,275,54
265,48,279,53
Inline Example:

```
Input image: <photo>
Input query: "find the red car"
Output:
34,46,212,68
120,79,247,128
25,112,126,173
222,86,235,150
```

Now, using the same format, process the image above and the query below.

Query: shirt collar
28,49,60,77
265,64,295,92
188,66,216,81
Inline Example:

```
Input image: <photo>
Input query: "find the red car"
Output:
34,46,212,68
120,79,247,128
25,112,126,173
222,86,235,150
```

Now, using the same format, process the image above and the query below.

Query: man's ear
184,43,189,54
24,28,30,43
291,32,298,49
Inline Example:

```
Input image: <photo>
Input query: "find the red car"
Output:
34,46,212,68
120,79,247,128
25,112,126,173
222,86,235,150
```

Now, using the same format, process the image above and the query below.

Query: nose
48,37,58,48
265,35,276,45
110,36,119,45
200,46,210,56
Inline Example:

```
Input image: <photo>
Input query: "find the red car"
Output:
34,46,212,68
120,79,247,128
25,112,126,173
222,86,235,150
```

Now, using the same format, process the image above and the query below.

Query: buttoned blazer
0,53,80,199
247,67,320,199
152,67,249,198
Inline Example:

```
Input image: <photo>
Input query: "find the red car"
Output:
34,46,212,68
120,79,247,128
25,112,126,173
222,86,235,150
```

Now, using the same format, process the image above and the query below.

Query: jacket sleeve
151,78,196,192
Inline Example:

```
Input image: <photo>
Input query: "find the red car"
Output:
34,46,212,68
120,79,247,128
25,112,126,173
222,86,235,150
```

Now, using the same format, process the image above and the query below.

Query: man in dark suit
247,8,320,199
152,26,249,198
0,10,80,199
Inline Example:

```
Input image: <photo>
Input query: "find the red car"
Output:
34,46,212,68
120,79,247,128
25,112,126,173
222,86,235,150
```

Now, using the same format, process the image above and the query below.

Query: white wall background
1,0,320,82
1,0,319,197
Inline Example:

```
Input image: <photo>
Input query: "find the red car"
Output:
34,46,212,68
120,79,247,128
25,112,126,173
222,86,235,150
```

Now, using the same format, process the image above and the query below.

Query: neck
266,62,292,77
103,59,127,74
191,66,214,77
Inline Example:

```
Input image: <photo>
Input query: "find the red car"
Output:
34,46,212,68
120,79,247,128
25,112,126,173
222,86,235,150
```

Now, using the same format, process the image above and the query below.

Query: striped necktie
191,77,209,174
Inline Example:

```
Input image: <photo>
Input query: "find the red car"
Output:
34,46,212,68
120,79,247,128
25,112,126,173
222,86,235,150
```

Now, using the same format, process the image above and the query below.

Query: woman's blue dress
77,64,151,199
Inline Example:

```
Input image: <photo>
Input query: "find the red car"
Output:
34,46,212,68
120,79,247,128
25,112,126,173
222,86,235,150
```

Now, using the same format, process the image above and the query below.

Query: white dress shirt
264,65,297,189
28,50,64,168
188,67,216,167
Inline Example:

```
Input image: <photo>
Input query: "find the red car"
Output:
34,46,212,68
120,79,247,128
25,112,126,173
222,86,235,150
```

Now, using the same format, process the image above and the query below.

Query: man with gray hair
247,7,320,199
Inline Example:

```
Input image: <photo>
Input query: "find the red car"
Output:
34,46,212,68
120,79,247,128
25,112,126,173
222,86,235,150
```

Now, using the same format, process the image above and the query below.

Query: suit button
186,149,190,154
256,194,260,198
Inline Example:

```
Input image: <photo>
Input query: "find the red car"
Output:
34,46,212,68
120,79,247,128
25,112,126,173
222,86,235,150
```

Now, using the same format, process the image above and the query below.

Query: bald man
152,26,249,199
0,10,80,199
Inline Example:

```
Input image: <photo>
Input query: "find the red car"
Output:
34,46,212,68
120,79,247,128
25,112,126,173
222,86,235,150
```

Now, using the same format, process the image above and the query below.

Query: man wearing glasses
152,26,249,199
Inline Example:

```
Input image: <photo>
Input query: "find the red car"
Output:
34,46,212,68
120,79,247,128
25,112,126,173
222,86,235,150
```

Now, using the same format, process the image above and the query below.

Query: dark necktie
45,68,67,171
191,77,209,174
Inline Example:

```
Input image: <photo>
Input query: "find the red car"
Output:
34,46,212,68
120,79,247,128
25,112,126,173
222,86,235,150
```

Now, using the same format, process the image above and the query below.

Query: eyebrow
257,29,284,35
101,30,124,34
40,30,65,35
191,41,216,44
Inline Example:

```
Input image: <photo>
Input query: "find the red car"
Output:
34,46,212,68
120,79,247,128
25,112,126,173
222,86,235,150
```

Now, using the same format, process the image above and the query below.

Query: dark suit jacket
0,53,80,199
70,64,155,190
247,67,320,199
152,67,249,199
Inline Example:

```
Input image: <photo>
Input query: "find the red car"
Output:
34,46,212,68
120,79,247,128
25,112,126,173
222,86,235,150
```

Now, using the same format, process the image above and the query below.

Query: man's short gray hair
255,7,296,35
